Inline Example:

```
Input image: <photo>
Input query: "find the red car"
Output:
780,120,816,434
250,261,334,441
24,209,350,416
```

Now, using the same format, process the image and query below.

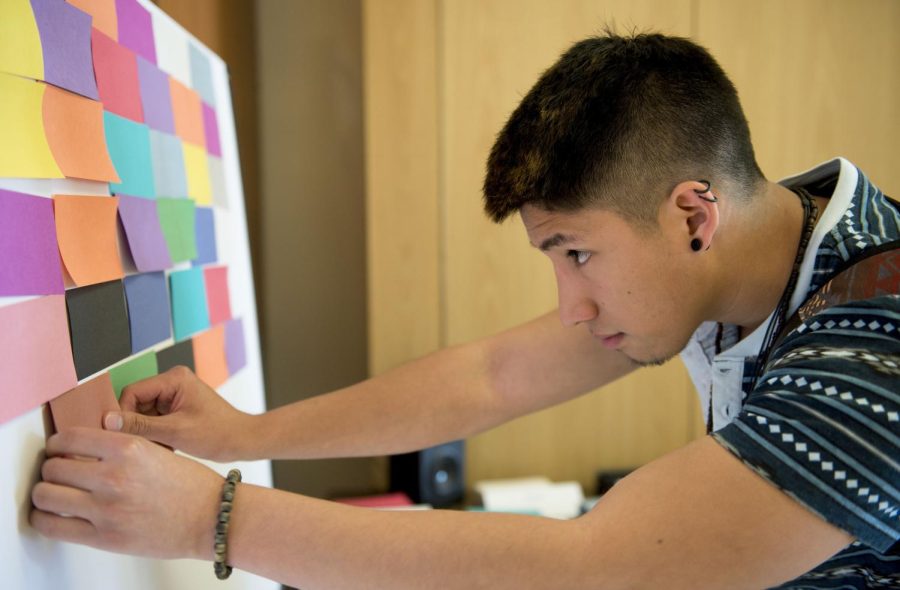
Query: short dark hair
483,31,764,225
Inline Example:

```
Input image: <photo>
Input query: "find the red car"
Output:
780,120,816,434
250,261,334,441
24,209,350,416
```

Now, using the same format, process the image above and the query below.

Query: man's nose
556,272,599,327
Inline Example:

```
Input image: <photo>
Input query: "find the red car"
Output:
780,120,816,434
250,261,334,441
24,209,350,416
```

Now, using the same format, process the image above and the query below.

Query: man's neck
712,182,821,336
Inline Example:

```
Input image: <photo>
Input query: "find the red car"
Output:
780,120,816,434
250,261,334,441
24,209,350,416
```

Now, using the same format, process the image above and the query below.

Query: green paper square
156,198,197,262
109,351,159,400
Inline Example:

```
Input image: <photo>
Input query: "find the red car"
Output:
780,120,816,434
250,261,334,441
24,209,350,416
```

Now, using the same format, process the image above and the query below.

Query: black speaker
390,440,465,508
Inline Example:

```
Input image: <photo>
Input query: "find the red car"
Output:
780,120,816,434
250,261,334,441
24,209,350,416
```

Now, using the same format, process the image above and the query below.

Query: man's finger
31,481,94,520
30,508,97,545
118,370,181,413
41,456,105,492
45,427,131,460
103,411,171,443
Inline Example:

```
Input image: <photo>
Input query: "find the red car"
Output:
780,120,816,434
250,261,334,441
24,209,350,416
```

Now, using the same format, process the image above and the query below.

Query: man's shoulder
809,164,900,292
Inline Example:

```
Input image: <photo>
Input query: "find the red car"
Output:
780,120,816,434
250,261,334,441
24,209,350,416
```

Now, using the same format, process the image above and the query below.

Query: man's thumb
104,411,162,439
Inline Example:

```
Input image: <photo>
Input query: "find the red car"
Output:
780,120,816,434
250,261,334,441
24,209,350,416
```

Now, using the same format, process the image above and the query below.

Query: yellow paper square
0,0,44,80
182,142,212,204
0,73,62,178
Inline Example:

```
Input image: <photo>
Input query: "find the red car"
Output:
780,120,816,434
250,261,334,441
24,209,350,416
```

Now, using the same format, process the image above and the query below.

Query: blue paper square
123,271,172,353
192,207,218,265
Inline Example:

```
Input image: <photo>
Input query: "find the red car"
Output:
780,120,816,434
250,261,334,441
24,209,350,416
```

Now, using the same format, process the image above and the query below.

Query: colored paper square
156,339,194,373
109,350,158,399
201,102,221,157
208,155,229,209
224,318,246,376
189,43,215,106
115,0,156,64
169,267,209,341
67,0,117,41
66,279,132,380
123,271,172,353
156,197,197,262
42,83,120,182
104,111,156,197
149,130,188,197
169,77,205,147
0,0,44,81
0,72,62,178
117,194,172,272
183,142,211,204
92,28,143,122
0,295,78,425
203,265,231,325
49,372,119,432
151,9,189,85
193,325,228,388
137,56,174,133
0,189,64,295
53,194,123,286
30,0,98,100
192,207,217,265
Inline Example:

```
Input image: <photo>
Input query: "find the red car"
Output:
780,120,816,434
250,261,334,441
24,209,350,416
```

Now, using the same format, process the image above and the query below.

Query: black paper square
66,280,132,380
156,339,195,374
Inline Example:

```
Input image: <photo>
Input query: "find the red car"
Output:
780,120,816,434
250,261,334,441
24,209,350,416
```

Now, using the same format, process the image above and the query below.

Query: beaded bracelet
214,468,242,580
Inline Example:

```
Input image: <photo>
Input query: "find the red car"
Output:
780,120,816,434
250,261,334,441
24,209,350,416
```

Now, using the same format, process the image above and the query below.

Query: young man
31,33,899,588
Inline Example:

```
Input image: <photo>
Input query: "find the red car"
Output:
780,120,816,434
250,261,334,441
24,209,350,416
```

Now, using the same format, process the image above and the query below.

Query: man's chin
627,353,675,368
616,341,681,368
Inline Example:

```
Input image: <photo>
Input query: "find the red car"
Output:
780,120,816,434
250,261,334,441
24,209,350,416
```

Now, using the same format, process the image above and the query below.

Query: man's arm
32,429,853,589
113,310,637,461
226,437,851,589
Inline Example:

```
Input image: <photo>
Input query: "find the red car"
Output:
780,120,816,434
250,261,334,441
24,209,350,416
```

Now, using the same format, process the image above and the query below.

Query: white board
0,2,275,588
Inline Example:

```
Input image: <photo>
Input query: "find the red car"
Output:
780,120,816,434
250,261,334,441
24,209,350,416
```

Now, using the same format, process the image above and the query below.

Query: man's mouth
594,332,625,349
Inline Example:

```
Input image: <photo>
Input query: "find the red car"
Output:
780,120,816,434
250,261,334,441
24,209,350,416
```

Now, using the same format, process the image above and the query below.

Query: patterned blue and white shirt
680,158,900,588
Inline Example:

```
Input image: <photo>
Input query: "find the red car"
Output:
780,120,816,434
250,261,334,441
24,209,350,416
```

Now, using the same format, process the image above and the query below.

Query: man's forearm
239,341,503,461
226,484,609,589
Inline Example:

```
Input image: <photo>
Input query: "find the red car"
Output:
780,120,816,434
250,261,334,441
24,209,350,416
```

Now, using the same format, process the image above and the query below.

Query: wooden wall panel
439,0,700,491
363,0,442,375
696,0,900,194
256,0,373,499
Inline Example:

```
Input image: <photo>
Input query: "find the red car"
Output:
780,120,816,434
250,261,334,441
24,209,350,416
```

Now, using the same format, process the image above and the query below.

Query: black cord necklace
706,186,819,434
750,186,819,389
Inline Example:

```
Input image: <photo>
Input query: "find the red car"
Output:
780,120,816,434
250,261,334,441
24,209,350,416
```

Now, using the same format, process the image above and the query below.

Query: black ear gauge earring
691,238,703,252
694,179,718,203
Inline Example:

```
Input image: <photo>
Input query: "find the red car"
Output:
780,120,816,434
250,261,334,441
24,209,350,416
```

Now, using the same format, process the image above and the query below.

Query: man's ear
661,180,721,251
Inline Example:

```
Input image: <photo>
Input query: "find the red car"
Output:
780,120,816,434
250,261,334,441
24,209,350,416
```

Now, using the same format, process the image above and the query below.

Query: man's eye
566,250,591,266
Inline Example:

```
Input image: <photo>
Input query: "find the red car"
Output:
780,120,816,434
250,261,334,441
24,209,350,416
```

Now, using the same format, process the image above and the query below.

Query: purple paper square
225,318,246,375
116,0,156,65
201,102,221,157
30,0,98,99
0,189,65,295
117,194,173,272
137,56,175,133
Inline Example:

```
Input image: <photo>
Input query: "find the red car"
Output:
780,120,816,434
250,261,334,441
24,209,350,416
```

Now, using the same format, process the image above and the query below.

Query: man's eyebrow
535,233,575,251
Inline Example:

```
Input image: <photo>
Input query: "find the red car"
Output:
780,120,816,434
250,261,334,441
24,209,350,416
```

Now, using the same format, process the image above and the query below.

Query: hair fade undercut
483,31,764,225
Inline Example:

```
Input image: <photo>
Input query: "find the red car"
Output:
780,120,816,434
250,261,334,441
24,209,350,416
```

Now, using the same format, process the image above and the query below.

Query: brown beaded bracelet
214,468,242,580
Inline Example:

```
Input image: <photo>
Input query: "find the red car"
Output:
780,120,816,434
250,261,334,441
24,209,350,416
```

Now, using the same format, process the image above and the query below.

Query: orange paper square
53,195,124,286
193,325,228,389
68,0,118,40
169,77,205,148
43,84,120,182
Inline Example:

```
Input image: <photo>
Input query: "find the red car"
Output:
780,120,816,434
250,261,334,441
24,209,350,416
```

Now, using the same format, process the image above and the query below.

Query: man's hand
104,366,254,461
30,428,223,560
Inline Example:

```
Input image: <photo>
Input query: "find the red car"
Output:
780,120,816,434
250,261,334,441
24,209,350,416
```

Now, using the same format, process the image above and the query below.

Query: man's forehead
521,204,597,247
520,204,576,229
